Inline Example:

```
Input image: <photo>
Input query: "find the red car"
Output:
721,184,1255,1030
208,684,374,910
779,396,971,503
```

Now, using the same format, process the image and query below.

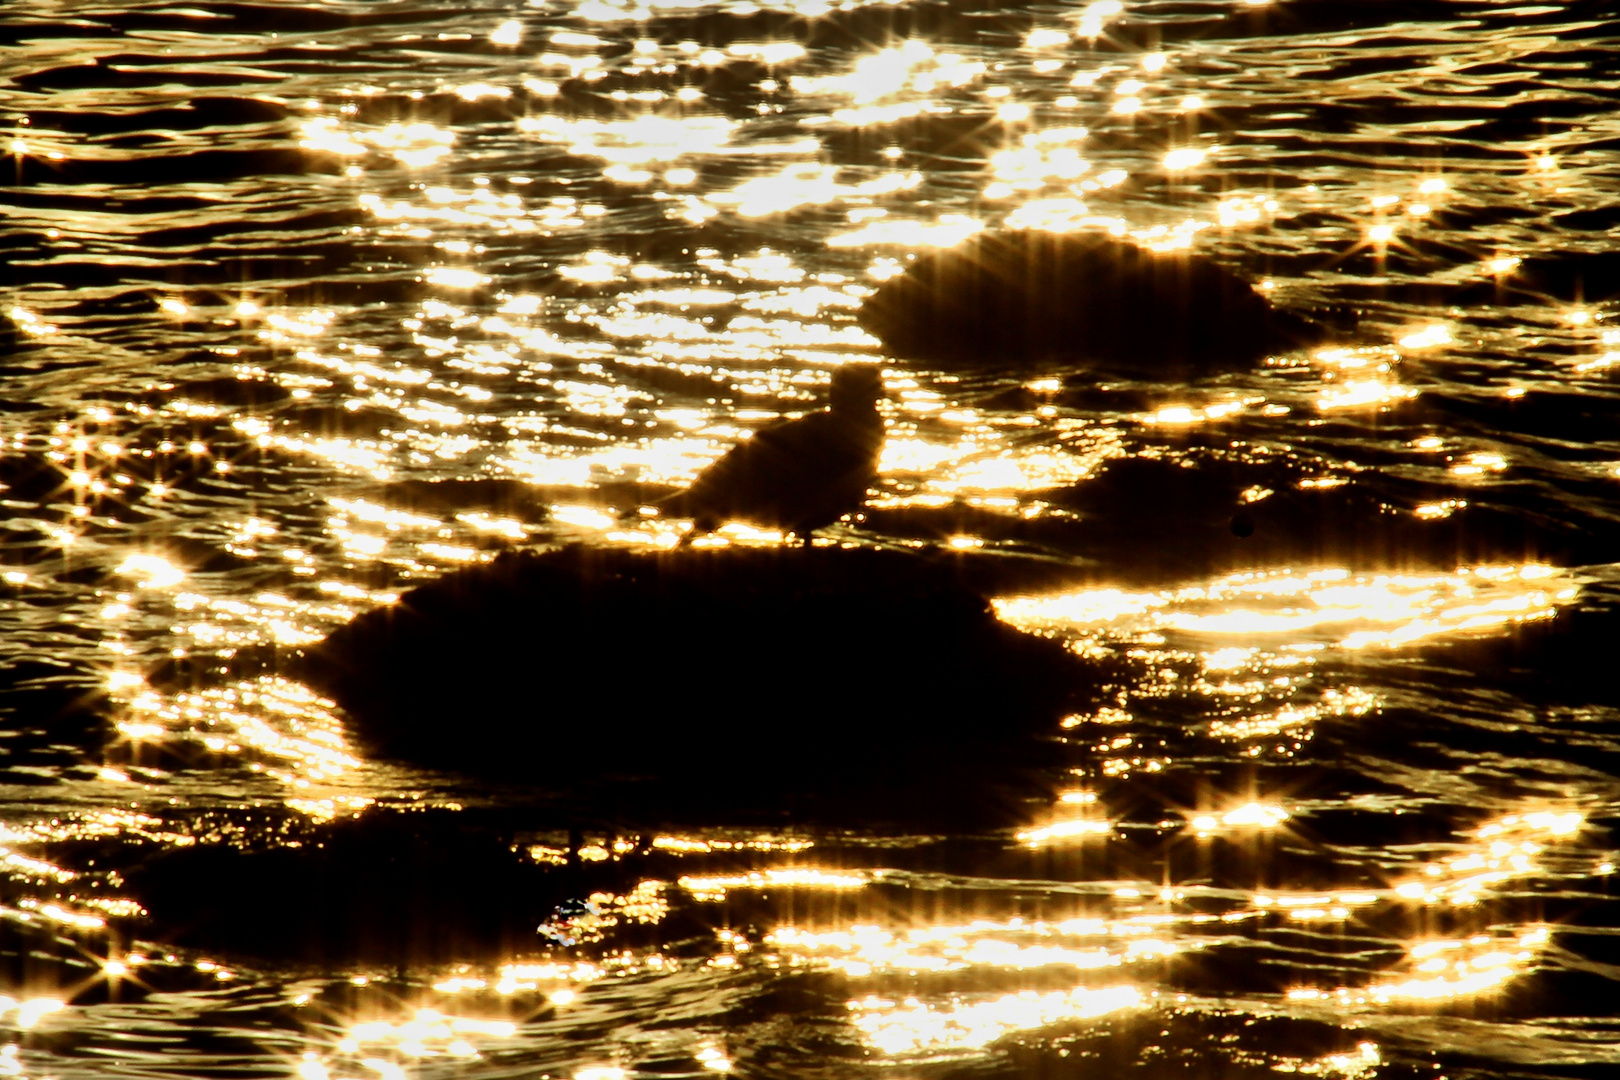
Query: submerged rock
859,232,1329,369
863,445,1607,589
1026,454,1602,581
296,545,1095,824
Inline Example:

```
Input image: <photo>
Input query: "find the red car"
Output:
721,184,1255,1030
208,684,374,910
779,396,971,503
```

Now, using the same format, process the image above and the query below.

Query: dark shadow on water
120,808,656,968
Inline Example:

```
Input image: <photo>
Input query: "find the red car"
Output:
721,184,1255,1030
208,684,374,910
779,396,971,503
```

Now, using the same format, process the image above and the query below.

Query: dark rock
296,545,1096,824
859,232,1330,371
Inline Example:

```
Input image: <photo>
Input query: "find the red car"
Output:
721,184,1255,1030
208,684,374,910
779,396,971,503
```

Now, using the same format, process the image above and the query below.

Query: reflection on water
1393,811,1584,906
114,674,359,791
1291,927,1552,1006
332,1008,515,1061
848,984,1143,1057
3,0,1620,1076
999,564,1574,650
770,917,1178,977
680,868,871,903
0,999,64,1032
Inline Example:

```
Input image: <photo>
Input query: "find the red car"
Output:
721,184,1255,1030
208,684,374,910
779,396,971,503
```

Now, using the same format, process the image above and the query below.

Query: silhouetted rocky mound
859,232,1329,369
298,545,1096,822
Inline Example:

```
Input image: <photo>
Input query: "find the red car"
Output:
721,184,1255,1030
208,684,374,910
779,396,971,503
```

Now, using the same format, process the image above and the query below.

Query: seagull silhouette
656,365,885,542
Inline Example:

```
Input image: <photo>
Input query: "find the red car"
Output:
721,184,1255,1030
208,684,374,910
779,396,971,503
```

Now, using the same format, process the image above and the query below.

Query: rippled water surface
3,1,1620,1077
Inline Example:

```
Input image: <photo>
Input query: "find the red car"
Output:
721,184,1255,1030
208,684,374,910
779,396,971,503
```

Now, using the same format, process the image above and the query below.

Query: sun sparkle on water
3,10,1614,1080
997,564,1575,650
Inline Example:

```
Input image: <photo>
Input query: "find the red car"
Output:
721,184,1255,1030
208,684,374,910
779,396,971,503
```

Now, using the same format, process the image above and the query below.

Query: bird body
657,365,884,539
